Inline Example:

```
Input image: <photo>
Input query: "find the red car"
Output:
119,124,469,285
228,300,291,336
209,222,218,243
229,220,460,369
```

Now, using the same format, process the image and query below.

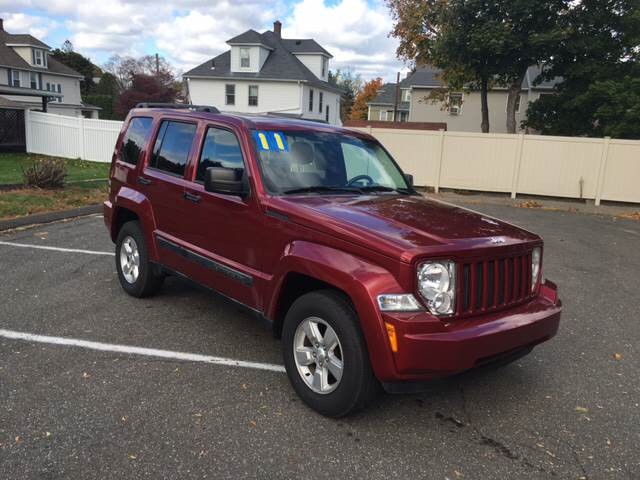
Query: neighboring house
184,21,342,125
367,82,411,122
369,66,560,133
0,18,99,118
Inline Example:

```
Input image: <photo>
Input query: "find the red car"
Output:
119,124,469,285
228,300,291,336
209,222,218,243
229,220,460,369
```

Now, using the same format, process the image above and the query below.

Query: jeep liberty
104,104,562,417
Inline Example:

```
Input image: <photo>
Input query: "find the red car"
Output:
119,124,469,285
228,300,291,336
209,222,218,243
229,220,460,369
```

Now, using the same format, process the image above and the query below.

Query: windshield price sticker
254,131,289,152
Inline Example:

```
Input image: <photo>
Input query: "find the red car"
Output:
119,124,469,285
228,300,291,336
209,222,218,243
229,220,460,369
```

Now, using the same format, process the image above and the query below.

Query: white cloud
1,0,404,80
1,12,57,39
282,0,406,80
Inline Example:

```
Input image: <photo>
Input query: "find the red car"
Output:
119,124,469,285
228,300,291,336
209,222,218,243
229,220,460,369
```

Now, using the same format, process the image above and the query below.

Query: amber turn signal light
385,322,398,353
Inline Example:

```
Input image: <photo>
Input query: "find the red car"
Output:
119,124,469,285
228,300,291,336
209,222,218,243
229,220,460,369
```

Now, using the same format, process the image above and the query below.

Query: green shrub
22,158,67,188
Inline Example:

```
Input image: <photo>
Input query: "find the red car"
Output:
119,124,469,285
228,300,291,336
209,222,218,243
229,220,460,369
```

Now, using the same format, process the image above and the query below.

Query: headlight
531,247,541,291
417,261,456,315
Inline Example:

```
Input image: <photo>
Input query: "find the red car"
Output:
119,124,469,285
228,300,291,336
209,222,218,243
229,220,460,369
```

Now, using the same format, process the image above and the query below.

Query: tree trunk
480,77,489,133
506,71,527,134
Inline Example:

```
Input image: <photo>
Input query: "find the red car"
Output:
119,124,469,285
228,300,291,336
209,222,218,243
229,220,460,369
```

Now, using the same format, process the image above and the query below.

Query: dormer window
33,49,47,67
240,48,250,68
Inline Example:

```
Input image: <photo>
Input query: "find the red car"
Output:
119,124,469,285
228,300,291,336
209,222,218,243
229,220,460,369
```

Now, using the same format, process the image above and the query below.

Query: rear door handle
183,191,201,203
137,176,152,185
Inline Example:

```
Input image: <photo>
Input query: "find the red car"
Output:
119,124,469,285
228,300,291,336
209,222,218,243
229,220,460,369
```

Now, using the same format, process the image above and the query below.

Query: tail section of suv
104,105,561,417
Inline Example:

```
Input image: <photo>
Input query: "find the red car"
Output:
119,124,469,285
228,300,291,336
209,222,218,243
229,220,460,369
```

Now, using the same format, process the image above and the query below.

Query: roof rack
134,103,220,113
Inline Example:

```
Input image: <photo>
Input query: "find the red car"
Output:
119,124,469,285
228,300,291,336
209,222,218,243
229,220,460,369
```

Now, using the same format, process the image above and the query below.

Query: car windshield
252,129,411,195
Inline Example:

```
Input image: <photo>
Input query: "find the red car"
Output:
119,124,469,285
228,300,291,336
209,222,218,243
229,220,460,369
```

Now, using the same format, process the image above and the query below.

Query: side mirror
404,173,414,188
204,167,248,197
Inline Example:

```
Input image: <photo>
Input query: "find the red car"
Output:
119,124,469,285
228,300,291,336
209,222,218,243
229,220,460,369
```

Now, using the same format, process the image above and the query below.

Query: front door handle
183,191,201,203
137,176,152,185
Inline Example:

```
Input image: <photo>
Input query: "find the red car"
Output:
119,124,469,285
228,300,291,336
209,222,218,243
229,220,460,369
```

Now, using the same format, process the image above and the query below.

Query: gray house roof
368,83,409,110
184,29,341,94
281,39,332,57
2,32,50,49
403,65,561,90
0,30,82,77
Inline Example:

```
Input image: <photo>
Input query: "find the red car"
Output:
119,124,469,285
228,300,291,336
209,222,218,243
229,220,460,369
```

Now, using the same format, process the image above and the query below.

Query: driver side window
196,127,245,183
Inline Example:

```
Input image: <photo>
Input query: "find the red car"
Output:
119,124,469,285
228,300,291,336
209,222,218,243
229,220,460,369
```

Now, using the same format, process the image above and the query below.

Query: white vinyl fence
354,127,640,205
24,111,639,205
25,110,123,163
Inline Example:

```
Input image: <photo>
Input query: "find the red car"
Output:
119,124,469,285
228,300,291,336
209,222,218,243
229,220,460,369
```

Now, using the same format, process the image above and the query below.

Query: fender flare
111,187,159,261
266,240,404,380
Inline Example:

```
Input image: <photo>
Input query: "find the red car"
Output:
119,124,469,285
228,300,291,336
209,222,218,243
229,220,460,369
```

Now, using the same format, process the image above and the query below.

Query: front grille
458,252,533,316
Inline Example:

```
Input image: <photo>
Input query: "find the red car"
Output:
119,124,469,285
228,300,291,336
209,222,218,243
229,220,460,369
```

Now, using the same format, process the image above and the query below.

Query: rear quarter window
120,117,153,165
149,121,197,177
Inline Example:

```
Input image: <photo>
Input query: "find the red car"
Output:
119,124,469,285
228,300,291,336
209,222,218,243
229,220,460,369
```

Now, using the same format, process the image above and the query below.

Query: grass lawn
0,181,107,220
0,153,110,185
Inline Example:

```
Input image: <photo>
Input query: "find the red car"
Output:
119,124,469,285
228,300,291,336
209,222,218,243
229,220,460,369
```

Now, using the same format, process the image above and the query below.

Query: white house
184,21,342,125
0,18,99,118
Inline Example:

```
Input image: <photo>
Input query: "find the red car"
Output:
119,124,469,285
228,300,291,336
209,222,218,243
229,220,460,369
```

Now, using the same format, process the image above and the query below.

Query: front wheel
115,220,164,297
282,290,380,417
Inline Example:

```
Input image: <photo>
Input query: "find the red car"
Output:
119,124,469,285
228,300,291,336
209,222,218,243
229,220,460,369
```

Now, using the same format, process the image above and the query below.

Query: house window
401,89,411,102
319,92,323,113
240,48,250,68
30,72,38,89
309,89,314,111
225,84,235,105
325,105,329,123
248,85,258,106
399,111,409,122
505,94,522,113
321,57,328,77
378,110,389,121
34,49,44,66
10,70,20,87
448,92,463,115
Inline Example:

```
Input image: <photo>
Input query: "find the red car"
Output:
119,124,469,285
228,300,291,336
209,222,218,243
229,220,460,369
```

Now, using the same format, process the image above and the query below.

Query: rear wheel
115,221,164,297
282,290,380,417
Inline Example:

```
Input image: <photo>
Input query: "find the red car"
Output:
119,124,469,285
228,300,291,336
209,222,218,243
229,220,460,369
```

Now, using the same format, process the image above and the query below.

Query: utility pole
155,53,160,75
392,72,401,122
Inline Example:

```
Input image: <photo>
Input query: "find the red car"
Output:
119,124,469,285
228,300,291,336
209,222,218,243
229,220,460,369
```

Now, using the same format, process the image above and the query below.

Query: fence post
78,116,86,160
434,129,445,193
510,133,525,199
24,108,32,153
594,136,611,206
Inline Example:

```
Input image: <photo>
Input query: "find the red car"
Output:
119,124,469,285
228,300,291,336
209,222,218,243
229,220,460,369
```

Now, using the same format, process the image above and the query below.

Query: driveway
0,204,638,479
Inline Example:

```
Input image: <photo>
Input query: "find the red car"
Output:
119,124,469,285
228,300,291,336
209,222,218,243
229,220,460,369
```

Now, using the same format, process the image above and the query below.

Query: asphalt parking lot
1,203,639,479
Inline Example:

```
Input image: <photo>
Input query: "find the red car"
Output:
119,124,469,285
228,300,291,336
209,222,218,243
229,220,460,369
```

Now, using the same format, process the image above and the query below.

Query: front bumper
380,282,561,381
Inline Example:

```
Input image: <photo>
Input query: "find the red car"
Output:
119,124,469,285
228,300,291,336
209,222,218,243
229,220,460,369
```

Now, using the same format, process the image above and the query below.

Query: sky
0,0,408,81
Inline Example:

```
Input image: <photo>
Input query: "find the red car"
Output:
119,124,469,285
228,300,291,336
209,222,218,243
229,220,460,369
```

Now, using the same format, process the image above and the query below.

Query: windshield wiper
283,186,364,195
358,185,411,194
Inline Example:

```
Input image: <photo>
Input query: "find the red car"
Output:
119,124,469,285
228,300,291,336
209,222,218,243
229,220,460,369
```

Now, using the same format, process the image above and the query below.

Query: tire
282,290,380,417
115,220,164,298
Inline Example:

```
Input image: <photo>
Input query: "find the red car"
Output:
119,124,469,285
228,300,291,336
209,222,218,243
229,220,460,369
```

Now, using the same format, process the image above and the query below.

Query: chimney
0,18,4,31
273,20,282,39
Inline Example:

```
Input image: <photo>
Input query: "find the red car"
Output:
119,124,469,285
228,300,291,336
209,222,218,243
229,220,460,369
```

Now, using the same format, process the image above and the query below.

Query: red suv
104,104,561,417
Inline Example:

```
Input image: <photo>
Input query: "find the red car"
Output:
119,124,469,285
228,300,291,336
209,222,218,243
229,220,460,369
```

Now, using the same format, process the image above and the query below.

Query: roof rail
134,103,220,113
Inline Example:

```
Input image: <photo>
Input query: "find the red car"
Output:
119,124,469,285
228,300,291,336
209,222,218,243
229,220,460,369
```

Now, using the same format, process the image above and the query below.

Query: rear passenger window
196,127,245,183
120,117,152,165
149,121,197,177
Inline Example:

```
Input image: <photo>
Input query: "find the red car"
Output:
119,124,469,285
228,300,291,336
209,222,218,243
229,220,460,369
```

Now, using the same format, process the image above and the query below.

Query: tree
51,40,99,95
350,78,384,120
329,69,363,121
115,74,178,118
387,0,568,133
524,0,640,139
84,72,120,120
104,54,177,92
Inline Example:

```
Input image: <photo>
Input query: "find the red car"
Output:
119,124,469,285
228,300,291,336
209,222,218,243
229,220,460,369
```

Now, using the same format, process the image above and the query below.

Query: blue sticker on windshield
253,131,289,152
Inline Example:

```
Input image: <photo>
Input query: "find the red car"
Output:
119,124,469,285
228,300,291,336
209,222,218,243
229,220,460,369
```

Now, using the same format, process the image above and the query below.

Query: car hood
272,194,540,261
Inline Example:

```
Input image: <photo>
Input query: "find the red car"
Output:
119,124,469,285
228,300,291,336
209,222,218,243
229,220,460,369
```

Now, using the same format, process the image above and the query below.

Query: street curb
0,204,102,232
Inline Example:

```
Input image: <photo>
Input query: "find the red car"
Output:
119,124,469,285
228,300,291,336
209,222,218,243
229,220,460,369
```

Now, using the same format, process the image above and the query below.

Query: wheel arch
109,187,159,260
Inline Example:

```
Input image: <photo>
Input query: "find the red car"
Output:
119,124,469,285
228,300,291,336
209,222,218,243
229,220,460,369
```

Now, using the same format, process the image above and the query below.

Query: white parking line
0,329,286,373
0,241,113,256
